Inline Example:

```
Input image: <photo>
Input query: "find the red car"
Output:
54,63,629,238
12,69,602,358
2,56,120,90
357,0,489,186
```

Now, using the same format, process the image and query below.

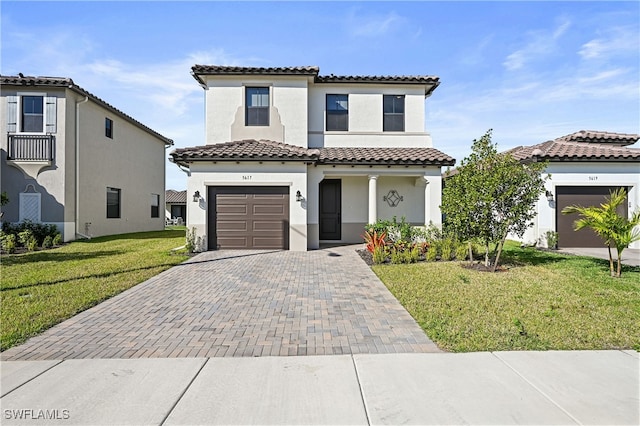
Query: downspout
75,94,90,239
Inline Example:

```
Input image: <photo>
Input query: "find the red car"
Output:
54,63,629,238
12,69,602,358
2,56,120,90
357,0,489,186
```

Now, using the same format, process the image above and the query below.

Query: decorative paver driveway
1,245,440,360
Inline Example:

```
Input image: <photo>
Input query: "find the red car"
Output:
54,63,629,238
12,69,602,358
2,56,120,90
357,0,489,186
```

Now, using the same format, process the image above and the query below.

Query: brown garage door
556,186,627,248
208,186,289,250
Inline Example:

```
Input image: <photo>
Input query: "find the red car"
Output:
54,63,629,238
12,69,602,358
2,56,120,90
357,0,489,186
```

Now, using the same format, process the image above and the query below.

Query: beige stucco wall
203,76,310,147
307,84,433,148
77,100,166,238
186,161,308,251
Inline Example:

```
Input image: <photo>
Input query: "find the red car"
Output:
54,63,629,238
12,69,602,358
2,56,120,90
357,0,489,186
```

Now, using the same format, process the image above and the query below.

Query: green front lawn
373,242,640,352
1,230,189,351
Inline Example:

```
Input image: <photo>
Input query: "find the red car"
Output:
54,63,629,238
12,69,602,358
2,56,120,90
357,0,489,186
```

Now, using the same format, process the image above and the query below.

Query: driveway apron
1,245,440,360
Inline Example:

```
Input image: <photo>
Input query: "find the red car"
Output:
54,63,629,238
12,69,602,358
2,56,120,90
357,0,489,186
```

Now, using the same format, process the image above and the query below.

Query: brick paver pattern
1,245,440,360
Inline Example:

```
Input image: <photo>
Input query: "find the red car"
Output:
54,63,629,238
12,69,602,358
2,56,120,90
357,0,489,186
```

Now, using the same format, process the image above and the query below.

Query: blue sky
2,1,639,191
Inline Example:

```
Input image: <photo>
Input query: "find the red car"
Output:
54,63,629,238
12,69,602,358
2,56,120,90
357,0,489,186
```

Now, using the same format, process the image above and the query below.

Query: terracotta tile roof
556,130,639,146
506,135,640,163
192,65,320,76
165,190,186,204
170,139,317,162
191,65,440,95
1,75,173,145
170,139,455,167
318,147,454,166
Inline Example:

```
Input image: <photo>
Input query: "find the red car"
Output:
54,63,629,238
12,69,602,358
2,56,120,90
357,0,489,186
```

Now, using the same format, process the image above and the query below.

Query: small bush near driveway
372,241,640,352
1,230,189,351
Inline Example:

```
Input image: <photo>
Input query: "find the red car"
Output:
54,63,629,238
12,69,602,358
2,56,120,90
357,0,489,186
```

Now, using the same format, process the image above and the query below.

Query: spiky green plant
562,189,640,278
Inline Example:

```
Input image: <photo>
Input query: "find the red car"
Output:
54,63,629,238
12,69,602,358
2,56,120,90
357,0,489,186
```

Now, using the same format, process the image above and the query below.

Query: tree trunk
615,247,623,278
468,241,474,264
484,244,490,267
491,233,508,273
607,244,615,277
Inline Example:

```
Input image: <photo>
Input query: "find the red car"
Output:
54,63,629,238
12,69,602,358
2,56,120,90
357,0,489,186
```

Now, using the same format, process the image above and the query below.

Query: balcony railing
7,134,54,161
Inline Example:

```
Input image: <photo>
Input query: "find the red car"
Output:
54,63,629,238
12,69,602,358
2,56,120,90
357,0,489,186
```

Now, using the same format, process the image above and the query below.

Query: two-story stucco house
170,65,454,251
1,75,173,241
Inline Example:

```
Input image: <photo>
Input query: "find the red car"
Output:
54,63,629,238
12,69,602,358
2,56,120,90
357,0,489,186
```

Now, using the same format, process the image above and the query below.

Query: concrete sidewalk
1,350,637,425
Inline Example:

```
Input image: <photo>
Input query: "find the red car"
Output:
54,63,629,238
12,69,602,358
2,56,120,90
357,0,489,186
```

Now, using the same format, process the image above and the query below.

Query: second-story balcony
8,134,54,161
6,134,55,178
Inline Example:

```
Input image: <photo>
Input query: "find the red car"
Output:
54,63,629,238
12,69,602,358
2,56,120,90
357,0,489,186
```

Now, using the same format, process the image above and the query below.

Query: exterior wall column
368,175,378,224
423,176,431,226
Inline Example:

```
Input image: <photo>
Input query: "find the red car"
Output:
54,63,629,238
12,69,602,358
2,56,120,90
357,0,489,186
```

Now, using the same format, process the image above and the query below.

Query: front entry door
319,179,341,240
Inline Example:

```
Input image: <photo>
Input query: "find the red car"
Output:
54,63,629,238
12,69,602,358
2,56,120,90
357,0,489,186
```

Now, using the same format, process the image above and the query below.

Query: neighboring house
170,65,454,251
505,130,640,249
1,75,173,241
165,189,186,223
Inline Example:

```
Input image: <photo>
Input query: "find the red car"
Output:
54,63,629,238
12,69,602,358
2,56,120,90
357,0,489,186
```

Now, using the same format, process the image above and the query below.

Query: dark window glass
151,193,160,218
107,187,121,218
383,95,405,132
105,118,113,138
326,94,348,131
22,96,44,132
246,87,269,126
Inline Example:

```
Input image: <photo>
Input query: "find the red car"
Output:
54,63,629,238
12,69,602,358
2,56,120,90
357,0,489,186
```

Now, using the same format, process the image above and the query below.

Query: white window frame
13,92,51,134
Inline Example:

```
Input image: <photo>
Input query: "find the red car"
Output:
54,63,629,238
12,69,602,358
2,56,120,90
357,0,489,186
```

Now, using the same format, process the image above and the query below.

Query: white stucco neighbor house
505,130,640,249
1,75,173,241
170,65,454,251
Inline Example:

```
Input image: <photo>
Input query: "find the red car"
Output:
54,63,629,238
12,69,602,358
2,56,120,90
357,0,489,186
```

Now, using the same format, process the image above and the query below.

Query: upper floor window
383,95,405,132
245,87,269,126
326,94,348,131
105,118,113,139
6,95,56,134
22,96,44,132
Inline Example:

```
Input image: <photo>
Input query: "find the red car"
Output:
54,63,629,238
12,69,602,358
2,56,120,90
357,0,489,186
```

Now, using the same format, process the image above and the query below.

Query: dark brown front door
208,186,289,250
556,186,628,248
319,179,341,240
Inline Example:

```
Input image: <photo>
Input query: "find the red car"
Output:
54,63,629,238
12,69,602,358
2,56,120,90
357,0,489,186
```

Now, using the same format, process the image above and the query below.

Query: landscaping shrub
426,245,438,262
42,235,53,249
543,230,558,250
1,233,16,253
455,243,469,261
1,221,59,250
372,246,386,264
52,233,62,246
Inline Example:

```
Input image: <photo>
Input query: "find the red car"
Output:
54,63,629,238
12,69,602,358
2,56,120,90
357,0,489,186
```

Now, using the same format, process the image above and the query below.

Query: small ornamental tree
442,130,548,271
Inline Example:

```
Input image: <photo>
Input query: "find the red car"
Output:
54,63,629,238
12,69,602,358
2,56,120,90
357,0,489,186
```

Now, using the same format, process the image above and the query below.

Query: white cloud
579,25,640,60
503,18,572,71
347,10,404,37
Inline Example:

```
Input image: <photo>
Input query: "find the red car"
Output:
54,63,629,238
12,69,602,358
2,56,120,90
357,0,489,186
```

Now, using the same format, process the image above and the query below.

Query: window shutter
7,96,18,133
45,96,57,133
19,193,42,223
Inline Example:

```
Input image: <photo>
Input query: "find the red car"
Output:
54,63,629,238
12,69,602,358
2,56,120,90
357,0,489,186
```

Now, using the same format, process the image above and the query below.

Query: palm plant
562,189,640,278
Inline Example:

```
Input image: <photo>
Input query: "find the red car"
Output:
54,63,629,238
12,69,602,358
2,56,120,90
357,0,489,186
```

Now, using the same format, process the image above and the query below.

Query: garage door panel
253,220,285,231
216,236,248,248
252,237,285,248
556,186,627,248
254,205,286,215
209,186,289,250
217,205,248,215
217,220,248,231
